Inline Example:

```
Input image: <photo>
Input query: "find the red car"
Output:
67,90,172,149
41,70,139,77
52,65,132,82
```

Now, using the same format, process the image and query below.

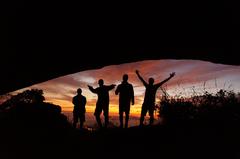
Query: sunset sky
10,59,240,118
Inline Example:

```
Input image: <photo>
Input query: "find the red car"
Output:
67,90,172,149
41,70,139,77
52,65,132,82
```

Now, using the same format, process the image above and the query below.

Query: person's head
77,88,82,95
123,74,128,82
148,78,154,85
98,79,104,86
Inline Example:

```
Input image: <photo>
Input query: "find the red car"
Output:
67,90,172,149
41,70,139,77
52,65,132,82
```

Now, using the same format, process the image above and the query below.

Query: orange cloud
10,59,240,115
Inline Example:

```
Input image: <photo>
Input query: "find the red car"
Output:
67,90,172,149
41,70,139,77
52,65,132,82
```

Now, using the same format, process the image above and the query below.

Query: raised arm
88,85,97,93
135,70,147,87
107,84,116,91
155,72,176,88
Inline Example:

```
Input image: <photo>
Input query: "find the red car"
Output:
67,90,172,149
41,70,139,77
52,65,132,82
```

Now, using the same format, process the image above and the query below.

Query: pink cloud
10,59,240,113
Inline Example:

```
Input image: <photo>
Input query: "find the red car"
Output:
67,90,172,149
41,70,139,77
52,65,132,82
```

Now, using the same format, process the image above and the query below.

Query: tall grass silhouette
157,82,240,125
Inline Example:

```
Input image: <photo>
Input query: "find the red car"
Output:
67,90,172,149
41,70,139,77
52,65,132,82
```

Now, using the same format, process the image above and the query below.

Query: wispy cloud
11,59,240,113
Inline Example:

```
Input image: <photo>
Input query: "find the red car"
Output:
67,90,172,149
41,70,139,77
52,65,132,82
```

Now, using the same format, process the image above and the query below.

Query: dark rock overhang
0,2,238,95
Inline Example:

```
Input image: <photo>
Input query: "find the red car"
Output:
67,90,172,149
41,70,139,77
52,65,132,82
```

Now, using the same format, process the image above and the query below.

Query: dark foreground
1,122,240,159
1,90,240,159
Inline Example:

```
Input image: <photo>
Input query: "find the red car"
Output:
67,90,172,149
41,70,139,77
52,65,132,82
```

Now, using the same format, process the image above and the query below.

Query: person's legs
104,115,109,128
103,105,109,128
119,111,123,128
140,115,144,126
149,105,154,125
94,105,102,128
125,112,129,128
119,105,124,128
79,113,85,129
140,104,147,126
73,111,78,128
125,105,130,128
95,114,102,128
79,121,83,129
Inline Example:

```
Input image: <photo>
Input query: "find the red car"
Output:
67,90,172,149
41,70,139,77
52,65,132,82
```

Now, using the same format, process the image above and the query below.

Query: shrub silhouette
159,89,240,125
0,89,45,111
0,89,70,130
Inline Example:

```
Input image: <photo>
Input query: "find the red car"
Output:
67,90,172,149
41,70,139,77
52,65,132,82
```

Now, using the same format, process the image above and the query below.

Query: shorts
141,103,155,117
119,104,130,115
73,111,85,122
94,104,109,117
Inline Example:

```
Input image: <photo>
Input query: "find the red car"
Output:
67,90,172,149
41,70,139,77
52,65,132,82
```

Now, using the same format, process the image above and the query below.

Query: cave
1,2,238,95
1,3,240,159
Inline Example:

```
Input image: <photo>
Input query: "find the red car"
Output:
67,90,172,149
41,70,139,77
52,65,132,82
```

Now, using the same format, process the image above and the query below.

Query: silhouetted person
88,79,116,128
115,74,134,128
72,88,87,129
136,70,175,126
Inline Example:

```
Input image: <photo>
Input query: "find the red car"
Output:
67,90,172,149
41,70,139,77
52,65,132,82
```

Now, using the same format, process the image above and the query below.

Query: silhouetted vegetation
0,89,70,130
1,88,240,159
159,89,240,126
0,89,76,159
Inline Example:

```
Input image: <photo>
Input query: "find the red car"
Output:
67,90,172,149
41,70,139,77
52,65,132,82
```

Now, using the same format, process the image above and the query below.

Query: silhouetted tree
0,89,45,111
0,89,70,130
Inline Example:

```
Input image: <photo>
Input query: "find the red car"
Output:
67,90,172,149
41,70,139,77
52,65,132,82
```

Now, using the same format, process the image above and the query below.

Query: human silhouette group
72,70,175,129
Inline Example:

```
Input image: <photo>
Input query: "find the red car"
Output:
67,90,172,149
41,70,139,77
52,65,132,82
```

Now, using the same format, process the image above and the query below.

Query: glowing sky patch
73,75,96,84
8,59,240,116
